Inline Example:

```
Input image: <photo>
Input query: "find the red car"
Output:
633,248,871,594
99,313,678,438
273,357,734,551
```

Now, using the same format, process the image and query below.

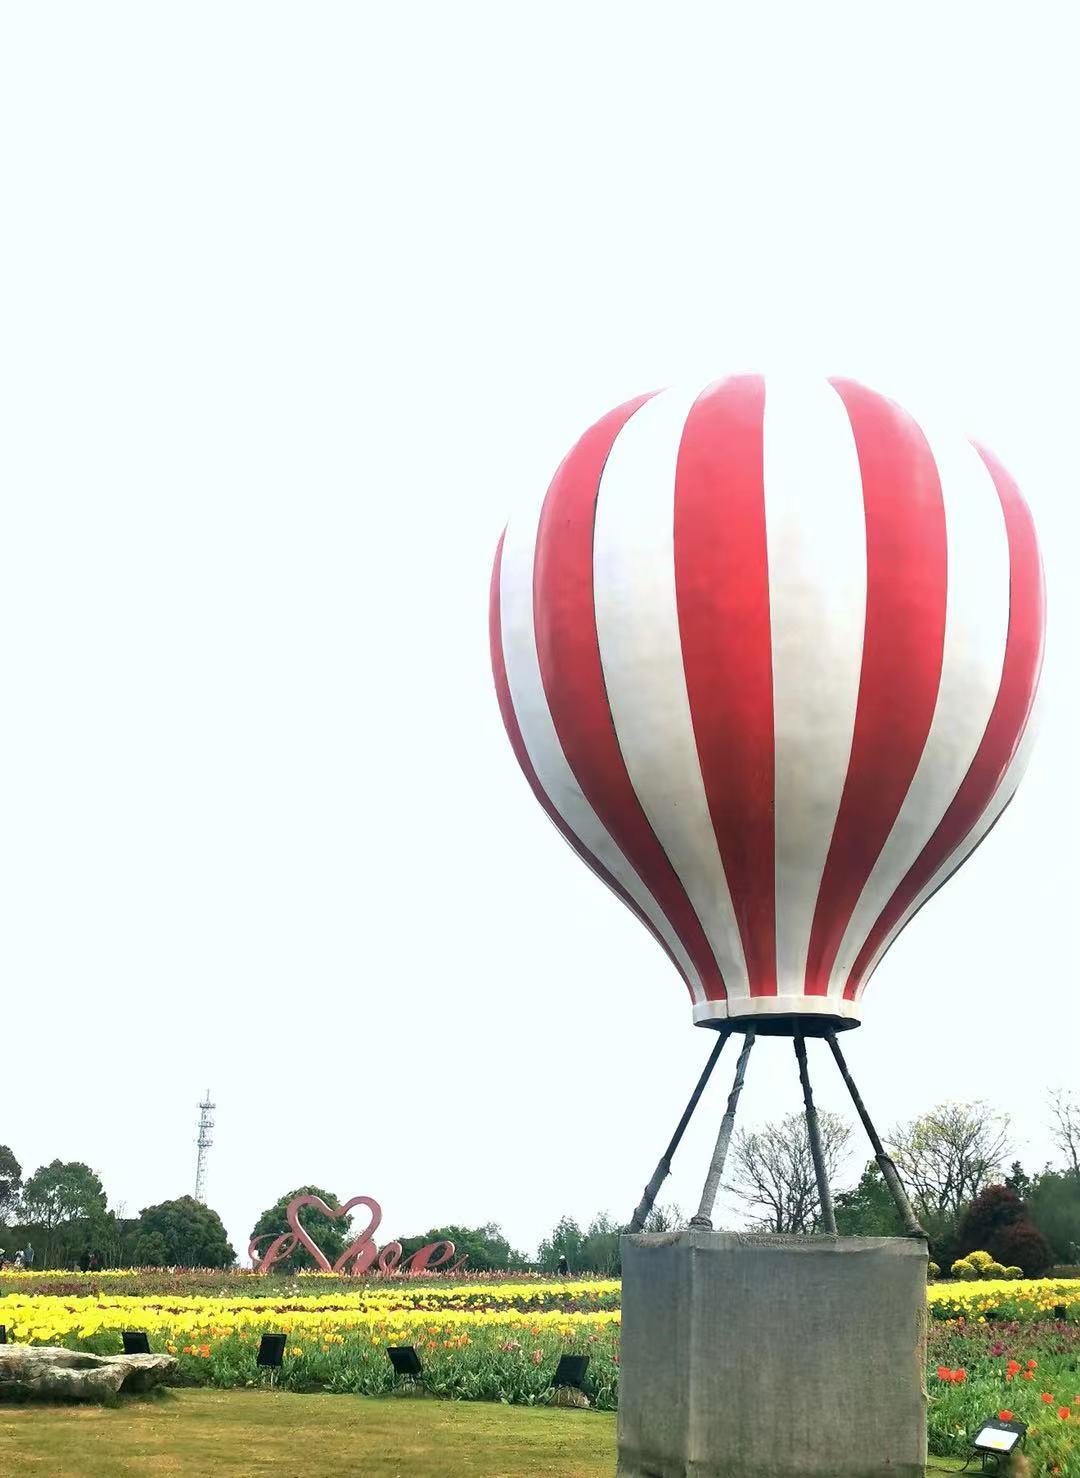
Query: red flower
937,1366,950,1380
998,1411,1014,1422
954,1369,966,1384
1027,1360,1037,1370
1023,1371,1034,1381
1059,1408,1071,1421
1006,1360,1022,1377
1042,1392,1054,1404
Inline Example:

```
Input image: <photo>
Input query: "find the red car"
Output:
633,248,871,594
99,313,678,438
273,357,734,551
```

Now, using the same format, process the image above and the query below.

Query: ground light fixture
256,1333,287,1390
0,1326,6,1344
552,1354,590,1391
971,1416,1027,1472
387,1346,423,1382
257,1334,287,1368
121,1331,151,1355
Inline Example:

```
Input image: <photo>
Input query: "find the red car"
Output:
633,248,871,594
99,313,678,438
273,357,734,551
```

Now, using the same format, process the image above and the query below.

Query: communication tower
194,1090,215,1202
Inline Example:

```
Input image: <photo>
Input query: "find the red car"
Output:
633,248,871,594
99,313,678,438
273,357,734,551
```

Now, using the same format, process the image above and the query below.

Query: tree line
3,1089,1077,1273
721,1088,1080,1276
531,1090,1080,1277
0,1150,234,1269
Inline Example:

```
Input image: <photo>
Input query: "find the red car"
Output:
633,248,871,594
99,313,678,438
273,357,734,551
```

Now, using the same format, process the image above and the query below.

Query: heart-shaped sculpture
247,1191,466,1277
286,1194,382,1274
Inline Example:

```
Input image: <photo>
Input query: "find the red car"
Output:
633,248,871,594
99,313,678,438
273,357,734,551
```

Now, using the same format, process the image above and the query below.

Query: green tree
0,1145,21,1226
1004,1161,1032,1199
536,1204,681,1276
536,1215,586,1273
20,1160,107,1265
834,1162,904,1237
1027,1171,1080,1263
132,1230,169,1266
395,1223,525,1272
249,1186,348,1272
132,1197,235,1268
640,1203,684,1233
580,1212,621,1275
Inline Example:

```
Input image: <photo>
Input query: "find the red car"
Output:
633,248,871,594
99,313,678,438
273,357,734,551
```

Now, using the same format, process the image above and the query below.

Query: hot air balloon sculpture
490,375,1044,1236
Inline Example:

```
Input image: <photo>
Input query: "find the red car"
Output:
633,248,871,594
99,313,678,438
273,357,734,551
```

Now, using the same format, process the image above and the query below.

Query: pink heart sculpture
248,1192,467,1277
286,1194,383,1274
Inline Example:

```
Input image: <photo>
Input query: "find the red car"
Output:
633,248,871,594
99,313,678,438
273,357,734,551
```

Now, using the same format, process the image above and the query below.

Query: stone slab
0,1344,178,1401
618,1230,927,1478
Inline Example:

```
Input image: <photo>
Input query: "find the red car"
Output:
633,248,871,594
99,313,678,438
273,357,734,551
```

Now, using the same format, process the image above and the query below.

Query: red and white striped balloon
490,376,1044,1031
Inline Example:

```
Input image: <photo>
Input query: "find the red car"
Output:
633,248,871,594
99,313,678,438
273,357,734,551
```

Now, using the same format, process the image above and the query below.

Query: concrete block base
618,1230,927,1478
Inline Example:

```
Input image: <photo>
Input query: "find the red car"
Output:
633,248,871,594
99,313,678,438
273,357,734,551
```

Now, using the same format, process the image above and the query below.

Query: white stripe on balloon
831,426,1011,997
855,683,1042,1000
499,483,706,1001
592,385,751,1003
762,375,867,998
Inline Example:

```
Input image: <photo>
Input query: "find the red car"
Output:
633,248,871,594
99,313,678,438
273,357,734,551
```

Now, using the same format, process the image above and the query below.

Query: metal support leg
628,1029,732,1233
689,1030,756,1229
825,1030,927,1239
794,1032,837,1234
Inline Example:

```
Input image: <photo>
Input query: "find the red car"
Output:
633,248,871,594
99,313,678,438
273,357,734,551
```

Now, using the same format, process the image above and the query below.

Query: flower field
0,1278,623,1409
2,1273,1079,1472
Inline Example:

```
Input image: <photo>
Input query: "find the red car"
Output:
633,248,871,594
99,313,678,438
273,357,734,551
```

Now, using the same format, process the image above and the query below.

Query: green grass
0,1389,977,1476
0,1389,617,1477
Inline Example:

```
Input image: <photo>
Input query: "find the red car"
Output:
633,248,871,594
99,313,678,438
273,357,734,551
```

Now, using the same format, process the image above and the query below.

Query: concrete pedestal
618,1230,927,1478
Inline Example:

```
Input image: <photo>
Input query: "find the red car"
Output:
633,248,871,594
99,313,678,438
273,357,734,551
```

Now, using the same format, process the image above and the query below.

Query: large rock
0,1344,178,1400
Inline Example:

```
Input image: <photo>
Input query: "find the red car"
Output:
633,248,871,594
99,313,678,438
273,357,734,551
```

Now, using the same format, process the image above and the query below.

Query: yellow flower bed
0,1292,620,1345
927,1278,1080,1321
0,1272,619,1298
2,1275,1075,1346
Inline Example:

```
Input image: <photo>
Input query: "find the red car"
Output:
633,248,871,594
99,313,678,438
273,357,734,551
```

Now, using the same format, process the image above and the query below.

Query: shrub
956,1187,1025,1263
994,1221,1054,1279
948,1250,1023,1280
928,1262,941,1280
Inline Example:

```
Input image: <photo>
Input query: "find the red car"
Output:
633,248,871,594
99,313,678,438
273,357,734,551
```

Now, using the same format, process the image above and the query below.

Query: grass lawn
0,1390,969,1476
0,1390,617,1477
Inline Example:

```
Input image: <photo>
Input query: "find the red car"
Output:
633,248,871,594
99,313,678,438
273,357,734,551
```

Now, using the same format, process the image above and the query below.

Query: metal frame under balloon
628,1027,925,1240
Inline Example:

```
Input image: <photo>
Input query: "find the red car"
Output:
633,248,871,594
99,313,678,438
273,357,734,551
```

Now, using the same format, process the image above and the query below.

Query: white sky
1,4,1077,1264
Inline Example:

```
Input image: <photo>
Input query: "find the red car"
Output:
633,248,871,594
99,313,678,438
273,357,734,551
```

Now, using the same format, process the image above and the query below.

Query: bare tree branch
726,1111,851,1233
1049,1090,1080,1180
887,1102,1010,1223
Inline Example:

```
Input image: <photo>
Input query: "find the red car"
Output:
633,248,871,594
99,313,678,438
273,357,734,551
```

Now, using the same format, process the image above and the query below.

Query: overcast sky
1,4,1076,1264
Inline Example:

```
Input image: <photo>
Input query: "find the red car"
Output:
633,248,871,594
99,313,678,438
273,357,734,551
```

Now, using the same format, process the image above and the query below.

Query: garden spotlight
387,1346,423,1382
256,1334,286,1368
122,1331,150,1355
971,1416,1026,1472
552,1354,590,1391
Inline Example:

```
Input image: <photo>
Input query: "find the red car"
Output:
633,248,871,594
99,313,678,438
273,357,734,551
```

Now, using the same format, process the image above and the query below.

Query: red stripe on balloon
532,396,728,1000
803,380,948,996
674,376,777,997
489,530,690,991
843,445,1045,999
